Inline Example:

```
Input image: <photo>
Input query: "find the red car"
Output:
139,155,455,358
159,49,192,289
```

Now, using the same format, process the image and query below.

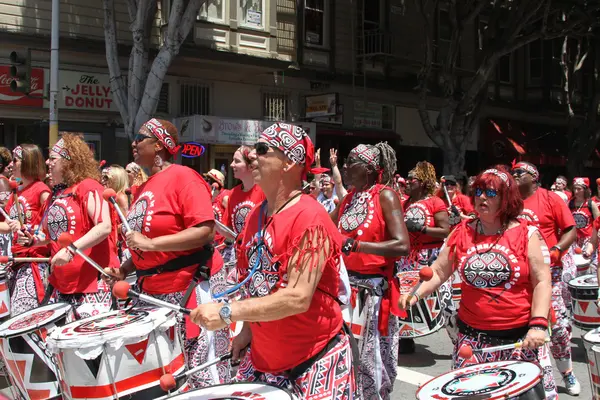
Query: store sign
45,70,116,112
353,101,394,130
0,66,44,107
181,142,206,158
305,93,337,118
172,116,316,146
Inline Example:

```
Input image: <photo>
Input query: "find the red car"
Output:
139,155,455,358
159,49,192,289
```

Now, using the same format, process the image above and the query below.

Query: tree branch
126,0,137,22
560,32,574,117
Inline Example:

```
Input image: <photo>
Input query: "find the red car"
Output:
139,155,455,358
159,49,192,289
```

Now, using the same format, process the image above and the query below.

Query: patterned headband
482,169,510,187
51,138,71,160
260,123,314,175
573,177,590,188
126,162,141,174
12,146,23,160
144,118,181,155
556,177,568,186
512,162,539,181
349,144,381,169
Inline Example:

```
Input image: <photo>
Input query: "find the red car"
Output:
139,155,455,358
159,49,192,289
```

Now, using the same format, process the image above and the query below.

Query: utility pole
49,0,60,146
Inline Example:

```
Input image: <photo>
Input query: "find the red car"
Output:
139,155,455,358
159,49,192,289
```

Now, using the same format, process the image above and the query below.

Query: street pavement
392,326,593,399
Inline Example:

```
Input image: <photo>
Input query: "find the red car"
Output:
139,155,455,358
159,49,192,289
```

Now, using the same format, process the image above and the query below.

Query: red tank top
338,184,395,275
237,195,343,373
447,220,534,330
5,180,51,258
224,184,265,235
569,199,593,239
404,196,446,248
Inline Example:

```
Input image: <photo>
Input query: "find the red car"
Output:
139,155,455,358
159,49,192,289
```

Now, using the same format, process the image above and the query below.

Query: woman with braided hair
395,161,450,354
333,142,410,399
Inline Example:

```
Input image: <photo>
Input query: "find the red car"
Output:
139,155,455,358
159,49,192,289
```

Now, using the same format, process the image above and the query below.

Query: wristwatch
219,302,233,325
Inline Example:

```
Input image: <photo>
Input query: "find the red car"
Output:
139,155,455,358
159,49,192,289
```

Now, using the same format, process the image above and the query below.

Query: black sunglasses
254,142,272,155
133,133,155,144
511,168,530,177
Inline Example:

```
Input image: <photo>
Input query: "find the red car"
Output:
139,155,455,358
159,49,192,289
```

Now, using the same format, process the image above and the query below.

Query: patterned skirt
7,262,48,317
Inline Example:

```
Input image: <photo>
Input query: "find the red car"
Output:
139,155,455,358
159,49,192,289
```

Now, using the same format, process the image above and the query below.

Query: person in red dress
191,122,358,399
333,143,409,399
567,177,599,266
398,166,557,400
28,135,118,319
512,161,580,395
104,119,230,388
0,145,50,316
396,161,450,353
438,175,475,230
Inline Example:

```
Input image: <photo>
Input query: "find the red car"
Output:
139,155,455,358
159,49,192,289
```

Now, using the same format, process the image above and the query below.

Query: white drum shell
569,274,600,329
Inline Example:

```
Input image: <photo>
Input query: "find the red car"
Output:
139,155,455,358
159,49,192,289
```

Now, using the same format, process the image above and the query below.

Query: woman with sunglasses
438,175,474,230
398,166,558,400
396,161,450,354
104,119,230,388
0,145,50,316
333,142,409,400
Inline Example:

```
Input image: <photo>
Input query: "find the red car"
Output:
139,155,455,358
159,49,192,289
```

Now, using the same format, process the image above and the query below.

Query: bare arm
329,148,347,199
72,191,112,251
556,225,576,252
528,230,552,319
231,228,329,322
329,195,344,224
410,234,456,300
593,201,600,220
424,211,450,239
352,189,409,257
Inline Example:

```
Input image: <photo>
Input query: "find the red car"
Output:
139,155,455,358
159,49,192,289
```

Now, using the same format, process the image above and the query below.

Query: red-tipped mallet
574,247,582,254
458,345,473,359
406,267,434,302
159,353,232,391
103,188,131,233
112,281,191,315
0,207,11,221
0,256,50,263
458,338,550,358
440,177,453,205
57,233,110,277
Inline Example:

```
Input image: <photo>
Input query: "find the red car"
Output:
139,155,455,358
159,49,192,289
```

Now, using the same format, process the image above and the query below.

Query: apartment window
305,0,329,47
199,0,224,22
179,81,211,117
240,0,264,29
263,92,288,121
498,55,512,84
363,0,382,31
528,40,543,84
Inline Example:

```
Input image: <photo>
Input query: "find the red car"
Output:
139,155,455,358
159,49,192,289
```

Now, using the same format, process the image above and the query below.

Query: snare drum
574,253,592,275
568,274,600,329
416,360,545,399
0,302,71,400
161,383,296,399
47,307,186,400
0,271,9,318
396,271,450,338
583,328,600,399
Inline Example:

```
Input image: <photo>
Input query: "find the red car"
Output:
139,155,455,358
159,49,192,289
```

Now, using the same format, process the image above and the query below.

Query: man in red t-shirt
512,161,580,395
191,123,357,400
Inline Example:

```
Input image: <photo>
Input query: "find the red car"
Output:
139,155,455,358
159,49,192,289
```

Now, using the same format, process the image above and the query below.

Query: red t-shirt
124,165,222,294
45,179,119,294
338,184,395,275
212,189,230,223
592,196,600,209
404,196,447,247
518,188,575,257
223,184,265,235
569,199,593,240
5,180,51,258
237,195,343,373
448,220,535,330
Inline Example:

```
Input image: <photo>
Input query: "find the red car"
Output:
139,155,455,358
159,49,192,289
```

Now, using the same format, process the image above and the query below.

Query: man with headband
512,161,580,395
191,123,357,399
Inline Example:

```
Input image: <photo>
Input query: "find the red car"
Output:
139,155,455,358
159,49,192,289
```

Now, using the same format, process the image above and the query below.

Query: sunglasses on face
133,133,155,144
126,170,133,174
511,169,530,177
475,187,498,198
253,142,272,156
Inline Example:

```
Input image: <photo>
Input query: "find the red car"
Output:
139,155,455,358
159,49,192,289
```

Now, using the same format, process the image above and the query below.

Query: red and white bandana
573,177,590,188
512,161,539,181
144,118,181,155
482,168,510,186
51,138,71,160
260,123,314,173
320,175,332,186
12,146,23,160
349,144,380,169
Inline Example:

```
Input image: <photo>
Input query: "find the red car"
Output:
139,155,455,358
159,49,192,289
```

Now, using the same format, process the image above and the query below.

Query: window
305,0,328,47
498,55,512,84
363,0,381,31
179,81,211,117
263,92,288,121
528,40,543,83
156,83,170,114
550,38,563,87
199,0,224,22
239,0,264,29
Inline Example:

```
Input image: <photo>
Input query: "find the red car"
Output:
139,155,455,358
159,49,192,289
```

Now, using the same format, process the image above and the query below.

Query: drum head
416,361,542,400
0,302,71,338
584,327,600,345
574,253,592,266
167,383,294,399
569,274,598,289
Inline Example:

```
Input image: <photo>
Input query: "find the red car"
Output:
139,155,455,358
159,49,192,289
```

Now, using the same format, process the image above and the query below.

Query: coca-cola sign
44,70,116,112
0,66,44,107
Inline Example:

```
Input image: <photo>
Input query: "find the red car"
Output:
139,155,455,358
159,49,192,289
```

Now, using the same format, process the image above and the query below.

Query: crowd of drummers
0,118,598,399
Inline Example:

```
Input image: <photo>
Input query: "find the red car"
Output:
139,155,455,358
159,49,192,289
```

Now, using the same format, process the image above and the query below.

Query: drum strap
457,319,529,346
342,322,360,385
40,283,55,306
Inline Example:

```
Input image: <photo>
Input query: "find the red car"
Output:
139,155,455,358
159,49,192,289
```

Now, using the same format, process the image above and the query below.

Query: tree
414,0,598,175
103,0,203,139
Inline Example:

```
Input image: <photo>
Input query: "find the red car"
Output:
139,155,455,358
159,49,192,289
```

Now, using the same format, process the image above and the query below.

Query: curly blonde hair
410,161,437,195
59,133,101,186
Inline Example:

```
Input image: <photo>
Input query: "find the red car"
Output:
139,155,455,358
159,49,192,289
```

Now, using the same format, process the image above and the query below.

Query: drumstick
0,256,50,263
102,188,131,233
406,267,434,302
458,338,551,359
112,281,191,315
215,220,237,242
0,207,11,221
57,233,110,277
159,352,233,391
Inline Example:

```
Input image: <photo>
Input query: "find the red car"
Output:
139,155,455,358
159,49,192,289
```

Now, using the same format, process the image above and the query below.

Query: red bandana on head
260,123,315,177
51,138,71,160
512,161,539,181
144,118,181,155
573,177,590,188
12,146,23,160
349,144,380,169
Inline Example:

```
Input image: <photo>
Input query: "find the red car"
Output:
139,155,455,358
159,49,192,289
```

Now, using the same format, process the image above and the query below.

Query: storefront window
239,0,264,29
